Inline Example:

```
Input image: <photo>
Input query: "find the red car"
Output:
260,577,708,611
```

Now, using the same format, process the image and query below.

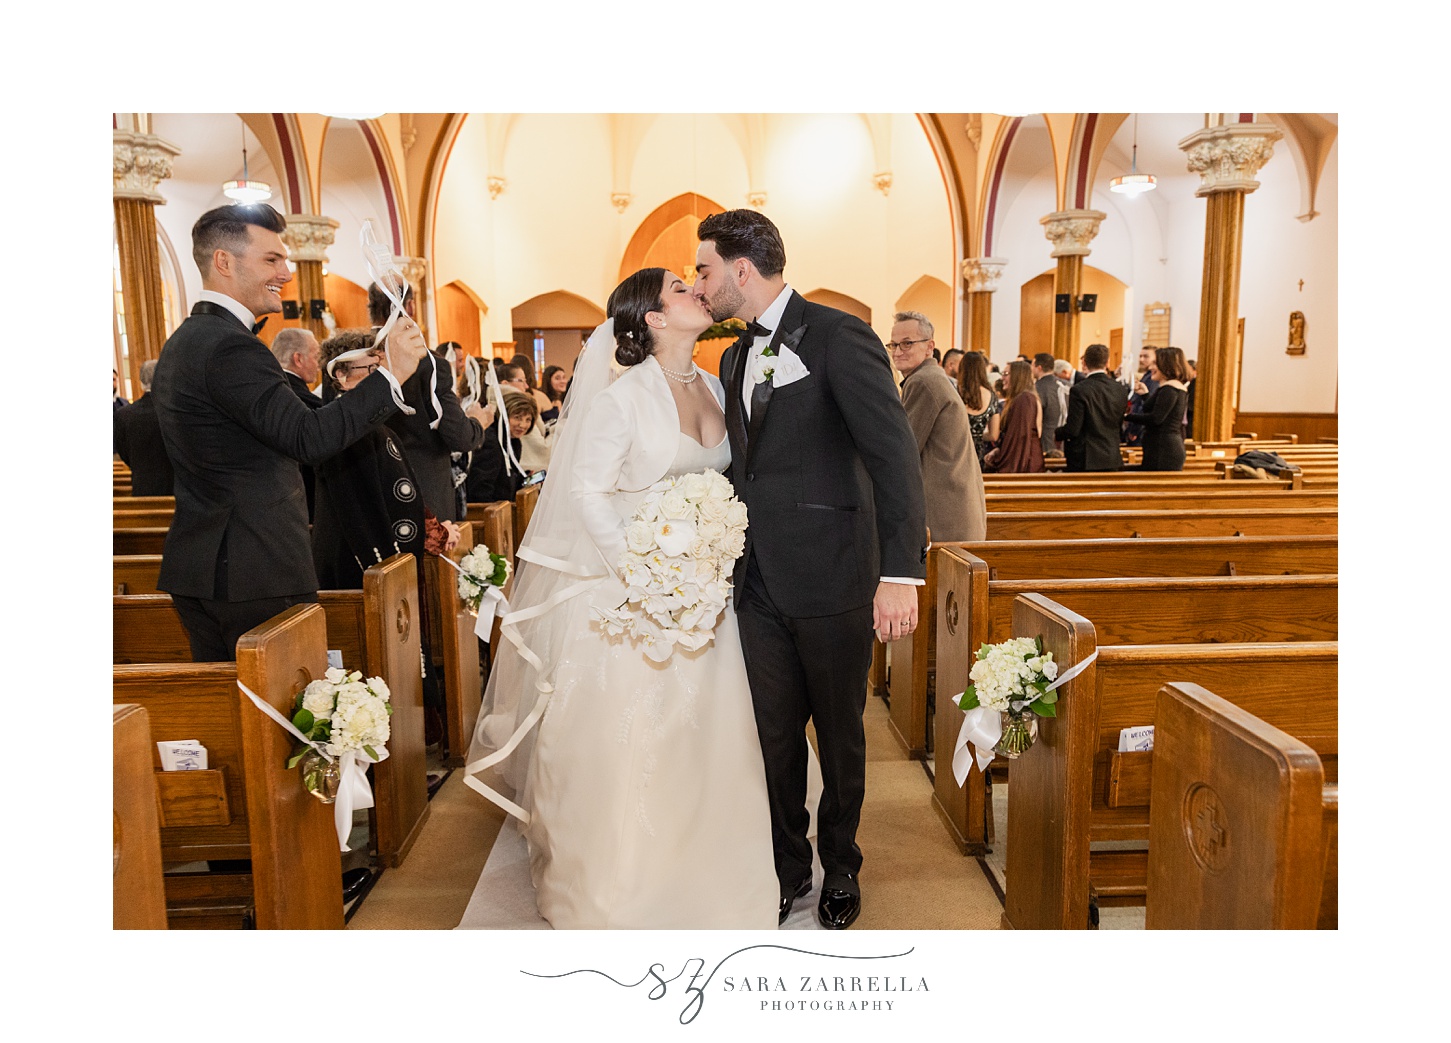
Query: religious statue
1287,310,1306,355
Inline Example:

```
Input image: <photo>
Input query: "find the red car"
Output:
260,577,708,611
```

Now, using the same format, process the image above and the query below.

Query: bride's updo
607,267,667,366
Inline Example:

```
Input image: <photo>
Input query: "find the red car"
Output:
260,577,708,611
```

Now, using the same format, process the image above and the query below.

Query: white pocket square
769,346,810,387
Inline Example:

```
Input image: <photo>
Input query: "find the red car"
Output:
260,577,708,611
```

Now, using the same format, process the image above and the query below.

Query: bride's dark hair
606,267,666,366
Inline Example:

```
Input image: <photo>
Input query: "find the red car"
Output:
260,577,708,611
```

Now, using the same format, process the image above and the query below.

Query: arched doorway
436,280,488,358
1019,265,1128,370
804,289,871,326
619,192,726,283
511,290,607,376
895,275,953,339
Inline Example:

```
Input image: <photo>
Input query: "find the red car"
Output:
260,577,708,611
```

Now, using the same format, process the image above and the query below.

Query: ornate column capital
961,257,1008,293
610,192,632,213
398,256,427,290
113,131,180,203
1039,209,1106,258
279,214,340,263
1178,122,1282,196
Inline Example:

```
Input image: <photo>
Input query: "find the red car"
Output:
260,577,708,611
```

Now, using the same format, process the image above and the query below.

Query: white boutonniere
748,325,810,387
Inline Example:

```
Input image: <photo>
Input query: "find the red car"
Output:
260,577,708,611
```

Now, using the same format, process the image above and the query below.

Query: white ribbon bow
951,649,1098,787
237,680,387,852
361,221,442,426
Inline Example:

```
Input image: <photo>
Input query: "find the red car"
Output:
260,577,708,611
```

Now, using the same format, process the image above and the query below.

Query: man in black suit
368,282,489,522
695,210,927,930
152,203,429,662
271,327,323,519
113,359,174,495
1056,343,1129,472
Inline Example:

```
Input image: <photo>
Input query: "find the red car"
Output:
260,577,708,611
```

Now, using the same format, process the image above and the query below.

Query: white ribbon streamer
483,361,527,478
359,221,427,422
951,649,1099,787
237,680,388,852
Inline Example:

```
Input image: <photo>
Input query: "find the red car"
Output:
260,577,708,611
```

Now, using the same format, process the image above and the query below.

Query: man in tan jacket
888,312,986,543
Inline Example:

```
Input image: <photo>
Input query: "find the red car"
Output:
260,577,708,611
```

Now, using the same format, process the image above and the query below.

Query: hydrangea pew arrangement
952,637,1060,780
593,468,748,663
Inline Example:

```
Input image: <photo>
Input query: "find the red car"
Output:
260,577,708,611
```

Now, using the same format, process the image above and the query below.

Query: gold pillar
1040,209,1104,364
280,214,340,342
113,131,180,393
1180,122,1281,442
961,257,1006,359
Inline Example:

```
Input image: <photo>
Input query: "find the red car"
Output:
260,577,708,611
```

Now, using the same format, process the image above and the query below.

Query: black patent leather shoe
818,874,861,930
342,868,372,902
779,878,812,925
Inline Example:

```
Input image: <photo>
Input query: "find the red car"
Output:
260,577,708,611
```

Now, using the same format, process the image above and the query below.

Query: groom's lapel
744,292,806,465
725,334,751,463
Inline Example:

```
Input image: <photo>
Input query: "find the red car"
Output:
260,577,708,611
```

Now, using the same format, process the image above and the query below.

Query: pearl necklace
658,360,699,384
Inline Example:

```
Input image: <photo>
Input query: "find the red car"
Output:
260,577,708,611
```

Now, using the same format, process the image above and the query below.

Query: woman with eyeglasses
311,329,461,589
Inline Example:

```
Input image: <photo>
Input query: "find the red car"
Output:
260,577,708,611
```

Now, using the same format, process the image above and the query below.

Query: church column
1179,121,1281,442
113,130,180,392
960,258,1006,359
400,256,430,344
280,214,339,341
1039,209,1105,363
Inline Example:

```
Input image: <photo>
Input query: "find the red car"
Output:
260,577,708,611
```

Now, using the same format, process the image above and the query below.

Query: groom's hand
873,582,918,643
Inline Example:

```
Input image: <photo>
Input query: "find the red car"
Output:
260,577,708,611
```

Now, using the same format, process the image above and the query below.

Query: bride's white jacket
571,355,727,575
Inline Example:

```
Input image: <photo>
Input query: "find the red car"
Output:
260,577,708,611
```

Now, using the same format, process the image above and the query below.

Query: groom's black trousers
736,551,875,893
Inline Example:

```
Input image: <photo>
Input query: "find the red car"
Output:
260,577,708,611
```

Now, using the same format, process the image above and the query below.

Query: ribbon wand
360,220,444,425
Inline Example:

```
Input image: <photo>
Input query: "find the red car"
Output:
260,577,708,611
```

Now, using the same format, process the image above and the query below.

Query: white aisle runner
455,820,827,931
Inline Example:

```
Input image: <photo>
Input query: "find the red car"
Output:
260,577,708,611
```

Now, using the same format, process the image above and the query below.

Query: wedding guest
983,360,1045,473
540,364,569,423
1123,346,1190,471
1032,352,1063,458
368,280,490,522
113,368,129,412
1185,357,1197,437
113,359,174,496
1055,343,1128,472
941,348,964,382
1123,344,1159,447
890,312,984,542
271,328,323,518
1053,358,1073,425
956,350,1001,470
467,389,537,504
509,351,554,415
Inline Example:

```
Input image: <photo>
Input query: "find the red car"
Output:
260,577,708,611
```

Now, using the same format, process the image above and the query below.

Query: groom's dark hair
191,203,287,274
697,210,786,278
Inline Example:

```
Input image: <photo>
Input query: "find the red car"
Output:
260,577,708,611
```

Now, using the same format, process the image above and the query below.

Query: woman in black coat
1123,346,1189,471
466,389,539,504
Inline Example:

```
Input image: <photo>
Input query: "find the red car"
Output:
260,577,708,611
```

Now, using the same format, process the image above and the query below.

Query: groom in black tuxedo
695,210,927,929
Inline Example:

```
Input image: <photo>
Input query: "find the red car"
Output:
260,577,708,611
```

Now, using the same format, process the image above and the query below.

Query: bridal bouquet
956,637,1058,760
593,468,748,663
286,668,393,802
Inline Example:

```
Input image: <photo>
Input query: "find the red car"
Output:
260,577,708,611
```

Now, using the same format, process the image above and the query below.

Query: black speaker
309,299,327,319
281,300,300,320
1078,294,1098,313
1055,294,1072,314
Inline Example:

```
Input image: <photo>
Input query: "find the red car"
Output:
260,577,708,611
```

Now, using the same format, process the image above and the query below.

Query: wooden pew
888,534,1337,764
465,501,516,565
984,490,1336,513
986,507,1337,541
1145,682,1336,929
114,508,176,529
113,495,175,512
114,554,163,594
514,482,540,548
115,528,168,556
997,594,1336,929
114,704,168,929
422,522,483,768
113,604,346,929
113,555,430,869
929,553,1337,854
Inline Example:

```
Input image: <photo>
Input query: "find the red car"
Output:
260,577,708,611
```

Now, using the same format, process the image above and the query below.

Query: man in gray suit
1032,352,1063,457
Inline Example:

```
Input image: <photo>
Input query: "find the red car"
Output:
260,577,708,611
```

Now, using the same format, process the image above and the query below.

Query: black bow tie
742,319,772,340
251,317,268,336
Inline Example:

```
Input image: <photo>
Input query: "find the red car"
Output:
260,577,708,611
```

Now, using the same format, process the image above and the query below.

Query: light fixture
222,123,271,204
1110,113,1156,197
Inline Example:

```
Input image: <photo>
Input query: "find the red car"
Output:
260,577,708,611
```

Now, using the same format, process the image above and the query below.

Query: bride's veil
462,319,619,820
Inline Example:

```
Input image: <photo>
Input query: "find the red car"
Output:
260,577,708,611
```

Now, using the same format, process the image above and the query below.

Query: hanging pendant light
222,123,272,204
320,112,384,120
1110,113,1157,197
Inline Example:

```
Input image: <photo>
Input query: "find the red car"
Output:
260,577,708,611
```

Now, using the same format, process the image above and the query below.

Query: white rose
659,488,691,520
721,530,746,559
707,471,734,499
301,680,335,721
637,497,661,522
679,472,712,501
626,521,656,554
324,667,348,685
687,535,713,560
697,496,729,523
725,500,749,528
697,517,727,542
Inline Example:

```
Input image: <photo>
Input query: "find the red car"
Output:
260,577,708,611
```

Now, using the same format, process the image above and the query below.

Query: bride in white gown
465,268,779,928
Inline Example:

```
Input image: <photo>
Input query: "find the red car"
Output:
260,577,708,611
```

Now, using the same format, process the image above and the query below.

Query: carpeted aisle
350,692,1004,930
